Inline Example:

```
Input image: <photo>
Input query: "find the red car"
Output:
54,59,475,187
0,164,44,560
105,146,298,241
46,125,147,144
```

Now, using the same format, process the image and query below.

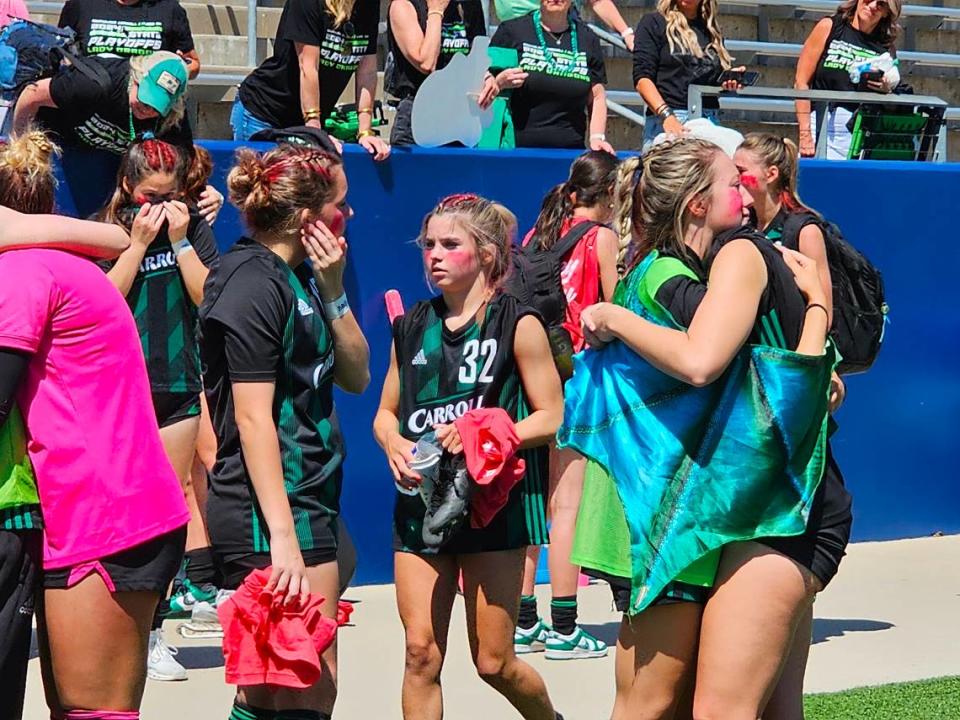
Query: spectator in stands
795,0,902,159
483,0,614,151
495,0,636,51
0,0,29,27
11,50,194,216
58,0,201,78
632,0,742,150
386,0,487,145
232,0,390,161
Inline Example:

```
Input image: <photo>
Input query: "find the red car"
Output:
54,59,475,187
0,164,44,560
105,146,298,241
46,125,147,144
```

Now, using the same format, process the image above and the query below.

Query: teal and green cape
559,252,835,614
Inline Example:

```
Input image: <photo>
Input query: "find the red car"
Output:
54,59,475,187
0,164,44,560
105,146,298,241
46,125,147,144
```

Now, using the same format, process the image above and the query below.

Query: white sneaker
148,629,187,681
177,588,234,639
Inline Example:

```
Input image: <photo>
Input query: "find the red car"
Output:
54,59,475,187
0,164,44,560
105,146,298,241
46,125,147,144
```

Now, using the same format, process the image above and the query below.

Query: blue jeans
230,97,274,141
642,109,719,151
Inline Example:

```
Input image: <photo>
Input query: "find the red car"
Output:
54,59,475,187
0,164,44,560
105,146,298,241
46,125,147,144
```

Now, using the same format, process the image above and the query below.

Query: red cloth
336,600,354,626
217,568,338,689
522,217,601,353
453,408,526,529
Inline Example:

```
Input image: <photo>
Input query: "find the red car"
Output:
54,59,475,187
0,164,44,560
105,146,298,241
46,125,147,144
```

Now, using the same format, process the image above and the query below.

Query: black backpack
782,212,888,375
504,220,598,379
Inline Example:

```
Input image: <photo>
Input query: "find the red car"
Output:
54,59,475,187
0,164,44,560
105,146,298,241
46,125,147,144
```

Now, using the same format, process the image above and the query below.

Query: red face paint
327,209,345,237
740,173,760,190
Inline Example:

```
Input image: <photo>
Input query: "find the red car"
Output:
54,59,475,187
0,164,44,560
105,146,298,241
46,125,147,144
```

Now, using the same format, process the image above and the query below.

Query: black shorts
152,391,201,429
216,547,339,590
590,569,710,613
0,529,42,720
758,446,853,589
44,527,186,593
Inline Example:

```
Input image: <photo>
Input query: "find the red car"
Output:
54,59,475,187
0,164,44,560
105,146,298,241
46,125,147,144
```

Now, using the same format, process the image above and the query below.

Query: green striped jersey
199,238,343,556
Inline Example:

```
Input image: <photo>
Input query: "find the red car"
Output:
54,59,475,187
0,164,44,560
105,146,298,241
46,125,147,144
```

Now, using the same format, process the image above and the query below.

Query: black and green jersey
639,230,806,351
392,293,548,555
199,238,343,557
105,208,219,394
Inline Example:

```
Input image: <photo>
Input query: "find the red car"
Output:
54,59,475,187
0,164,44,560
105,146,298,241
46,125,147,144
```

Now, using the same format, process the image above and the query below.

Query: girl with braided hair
199,143,369,720
373,193,566,720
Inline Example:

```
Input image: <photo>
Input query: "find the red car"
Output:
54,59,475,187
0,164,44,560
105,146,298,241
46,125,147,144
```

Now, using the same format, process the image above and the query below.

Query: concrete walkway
22,535,960,719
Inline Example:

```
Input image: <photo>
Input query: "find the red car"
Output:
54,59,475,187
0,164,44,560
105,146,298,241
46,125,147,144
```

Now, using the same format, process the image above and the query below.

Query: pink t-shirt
0,249,188,569
0,0,29,27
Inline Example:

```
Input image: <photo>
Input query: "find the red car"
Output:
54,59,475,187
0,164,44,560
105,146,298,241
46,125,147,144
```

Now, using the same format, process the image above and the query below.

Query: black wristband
806,303,829,319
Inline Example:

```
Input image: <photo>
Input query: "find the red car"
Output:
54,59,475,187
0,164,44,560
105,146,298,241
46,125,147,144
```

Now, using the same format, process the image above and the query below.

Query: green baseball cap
136,51,189,116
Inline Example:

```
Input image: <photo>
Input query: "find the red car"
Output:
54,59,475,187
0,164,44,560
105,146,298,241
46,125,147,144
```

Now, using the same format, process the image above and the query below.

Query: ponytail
531,183,574,251
0,129,60,215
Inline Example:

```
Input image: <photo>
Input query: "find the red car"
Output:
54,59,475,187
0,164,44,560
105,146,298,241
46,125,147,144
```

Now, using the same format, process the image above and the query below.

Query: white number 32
459,339,497,384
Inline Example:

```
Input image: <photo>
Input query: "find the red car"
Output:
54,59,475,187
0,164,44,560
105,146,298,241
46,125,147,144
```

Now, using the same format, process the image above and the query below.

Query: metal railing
717,0,960,22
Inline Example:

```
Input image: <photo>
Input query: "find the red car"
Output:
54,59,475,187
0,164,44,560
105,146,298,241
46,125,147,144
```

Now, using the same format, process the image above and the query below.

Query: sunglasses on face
863,0,890,11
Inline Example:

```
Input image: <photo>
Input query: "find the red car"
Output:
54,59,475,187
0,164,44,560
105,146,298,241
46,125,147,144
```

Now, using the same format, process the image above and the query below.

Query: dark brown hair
99,139,188,227
227,144,343,236
532,150,619,250
183,145,214,204
837,0,901,48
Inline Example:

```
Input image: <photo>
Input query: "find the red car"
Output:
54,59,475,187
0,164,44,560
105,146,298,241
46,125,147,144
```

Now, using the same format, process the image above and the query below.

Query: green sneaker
164,579,218,619
545,626,608,660
514,619,551,654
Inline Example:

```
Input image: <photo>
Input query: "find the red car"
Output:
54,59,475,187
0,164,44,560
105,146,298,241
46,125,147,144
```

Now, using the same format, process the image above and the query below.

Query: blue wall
56,144,960,585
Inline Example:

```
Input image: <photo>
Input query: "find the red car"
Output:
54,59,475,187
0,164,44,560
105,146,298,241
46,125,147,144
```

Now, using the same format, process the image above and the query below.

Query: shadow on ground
813,618,894,644
581,622,621,647
580,618,895,648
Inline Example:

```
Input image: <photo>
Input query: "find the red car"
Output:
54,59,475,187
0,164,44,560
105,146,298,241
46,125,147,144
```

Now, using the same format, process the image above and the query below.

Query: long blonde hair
656,0,733,68
612,155,641,269
631,137,726,263
326,0,356,27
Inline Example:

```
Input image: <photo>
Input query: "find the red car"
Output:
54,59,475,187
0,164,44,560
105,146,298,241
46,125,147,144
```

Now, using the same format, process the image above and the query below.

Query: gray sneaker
176,588,233,639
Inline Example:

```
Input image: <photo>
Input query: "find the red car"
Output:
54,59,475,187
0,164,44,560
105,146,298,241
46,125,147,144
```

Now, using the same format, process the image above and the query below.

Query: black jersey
392,293,549,554
101,208,219,394
199,238,344,557
59,0,195,59
654,229,806,350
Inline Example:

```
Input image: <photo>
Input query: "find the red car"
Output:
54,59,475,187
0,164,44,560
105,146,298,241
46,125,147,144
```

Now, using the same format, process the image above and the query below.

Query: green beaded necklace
533,9,579,72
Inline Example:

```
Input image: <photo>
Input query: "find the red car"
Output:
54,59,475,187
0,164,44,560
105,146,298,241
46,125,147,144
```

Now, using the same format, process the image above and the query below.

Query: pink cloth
218,567,338,689
0,0,29,27
522,217,602,353
453,408,525,529
0,250,188,569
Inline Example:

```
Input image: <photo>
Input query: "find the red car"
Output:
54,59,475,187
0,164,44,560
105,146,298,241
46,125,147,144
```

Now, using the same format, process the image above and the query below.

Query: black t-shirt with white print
632,12,723,112
386,0,487,100
37,56,193,155
490,14,606,148
239,0,380,127
59,0,194,58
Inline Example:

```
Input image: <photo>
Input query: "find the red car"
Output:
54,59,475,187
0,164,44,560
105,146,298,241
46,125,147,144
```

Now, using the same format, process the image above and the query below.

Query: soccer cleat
164,579,218,619
421,452,473,549
147,629,187,681
544,625,608,660
176,588,234,639
514,619,551,654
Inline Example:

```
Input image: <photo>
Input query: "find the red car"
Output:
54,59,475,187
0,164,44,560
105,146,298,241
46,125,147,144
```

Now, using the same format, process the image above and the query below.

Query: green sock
230,702,274,720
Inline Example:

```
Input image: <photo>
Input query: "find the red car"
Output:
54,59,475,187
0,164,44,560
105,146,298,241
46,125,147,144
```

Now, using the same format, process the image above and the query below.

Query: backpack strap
536,220,600,260
780,211,822,252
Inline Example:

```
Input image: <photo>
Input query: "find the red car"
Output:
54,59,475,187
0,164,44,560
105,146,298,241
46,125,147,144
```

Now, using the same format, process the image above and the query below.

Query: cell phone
718,70,761,87
858,70,884,90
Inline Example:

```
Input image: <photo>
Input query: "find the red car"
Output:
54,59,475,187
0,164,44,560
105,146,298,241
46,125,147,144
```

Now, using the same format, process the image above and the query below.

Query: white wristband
590,133,606,141
620,27,634,37
172,238,194,257
322,292,350,321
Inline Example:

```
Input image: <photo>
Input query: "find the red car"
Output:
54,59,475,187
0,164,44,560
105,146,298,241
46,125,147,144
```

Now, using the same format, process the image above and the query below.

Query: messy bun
228,145,343,236
0,129,60,214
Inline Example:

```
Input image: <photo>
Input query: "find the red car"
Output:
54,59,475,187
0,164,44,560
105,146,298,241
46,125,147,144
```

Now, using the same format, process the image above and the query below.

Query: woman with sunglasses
232,0,390,161
795,0,903,159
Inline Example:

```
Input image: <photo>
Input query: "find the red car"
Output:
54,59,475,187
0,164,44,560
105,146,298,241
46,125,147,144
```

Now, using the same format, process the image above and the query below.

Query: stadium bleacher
26,0,960,157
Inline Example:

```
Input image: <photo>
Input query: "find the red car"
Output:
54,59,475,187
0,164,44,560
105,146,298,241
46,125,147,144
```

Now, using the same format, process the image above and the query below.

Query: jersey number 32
459,339,497,384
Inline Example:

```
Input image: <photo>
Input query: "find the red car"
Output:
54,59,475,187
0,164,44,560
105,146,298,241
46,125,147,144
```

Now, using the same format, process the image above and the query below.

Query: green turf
804,676,960,719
